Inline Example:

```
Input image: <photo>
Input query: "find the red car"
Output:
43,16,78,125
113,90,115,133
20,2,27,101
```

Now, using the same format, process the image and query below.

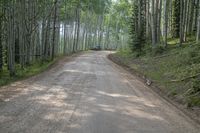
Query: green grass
167,38,180,45
116,48,134,58
0,59,57,87
115,40,200,107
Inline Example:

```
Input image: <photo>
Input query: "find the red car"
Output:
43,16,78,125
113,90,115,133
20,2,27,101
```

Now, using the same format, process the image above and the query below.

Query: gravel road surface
0,51,199,133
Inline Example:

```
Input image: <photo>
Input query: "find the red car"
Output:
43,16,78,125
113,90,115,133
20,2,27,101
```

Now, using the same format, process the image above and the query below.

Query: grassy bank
112,43,200,107
0,59,57,87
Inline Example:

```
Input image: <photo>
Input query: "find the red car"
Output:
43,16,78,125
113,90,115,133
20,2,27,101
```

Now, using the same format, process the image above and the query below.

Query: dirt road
0,51,199,133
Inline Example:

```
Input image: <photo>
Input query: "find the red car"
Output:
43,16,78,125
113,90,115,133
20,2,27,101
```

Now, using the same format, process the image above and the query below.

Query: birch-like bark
51,0,58,60
7,1,15,76
0,6,3,70
196,1,200,41
151,0,156,46
163,0,168,47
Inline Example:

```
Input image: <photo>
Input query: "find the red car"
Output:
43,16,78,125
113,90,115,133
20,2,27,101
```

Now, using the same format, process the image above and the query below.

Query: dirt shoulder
108,53,200,125
0,52,83,102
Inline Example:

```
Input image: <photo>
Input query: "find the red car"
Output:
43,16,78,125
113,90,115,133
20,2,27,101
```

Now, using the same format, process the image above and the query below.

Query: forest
129,0,200,52
0,0,200,108
0,0,129,85
113,0,200,107
0,0,200,132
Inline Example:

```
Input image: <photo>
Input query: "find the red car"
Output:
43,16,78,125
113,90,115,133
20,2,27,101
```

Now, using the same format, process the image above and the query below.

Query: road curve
0,51,199,133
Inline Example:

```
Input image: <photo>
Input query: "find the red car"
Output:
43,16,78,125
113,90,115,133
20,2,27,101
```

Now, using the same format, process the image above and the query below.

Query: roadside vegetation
113,41,200,107
1,0,199,108
0,0,128,87
112,0,200,107
0,59,56,86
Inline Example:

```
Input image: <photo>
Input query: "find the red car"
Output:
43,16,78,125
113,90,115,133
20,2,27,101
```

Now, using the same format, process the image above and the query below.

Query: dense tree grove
4,0,200,77
0,0,129,76
130,0,200,53
129,0,146,55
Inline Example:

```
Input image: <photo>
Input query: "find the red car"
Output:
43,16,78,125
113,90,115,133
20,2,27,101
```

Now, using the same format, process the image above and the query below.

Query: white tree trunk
163,0,168,47
196,1,200,42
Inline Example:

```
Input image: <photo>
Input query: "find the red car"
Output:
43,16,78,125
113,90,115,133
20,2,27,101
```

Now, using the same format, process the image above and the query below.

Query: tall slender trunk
76,2,80,51
73,9,78,53
193,0,200,33
188,0,195,34
18,0,26,68
180,0,184,45
44,16,51,60
98,15,104,48
196,0,200,41
51,0,58,60
183,0,189,41
169,0,173,35
0,8,3,71
157,0,162,44
7,1,15,76
151,0,157,46
63,0,67,54
163,0,168,47
0,21,2,71
146,0,150,39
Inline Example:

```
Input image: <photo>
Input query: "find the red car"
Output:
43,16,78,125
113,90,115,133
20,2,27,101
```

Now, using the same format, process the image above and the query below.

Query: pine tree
129,0,145,56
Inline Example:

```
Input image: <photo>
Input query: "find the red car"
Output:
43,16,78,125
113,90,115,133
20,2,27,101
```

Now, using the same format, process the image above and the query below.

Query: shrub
191,78,200,94
149,45,166,56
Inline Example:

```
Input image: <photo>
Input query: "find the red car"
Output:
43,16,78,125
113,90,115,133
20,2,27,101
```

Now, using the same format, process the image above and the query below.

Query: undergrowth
0,59,56,87
115,40,200,107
